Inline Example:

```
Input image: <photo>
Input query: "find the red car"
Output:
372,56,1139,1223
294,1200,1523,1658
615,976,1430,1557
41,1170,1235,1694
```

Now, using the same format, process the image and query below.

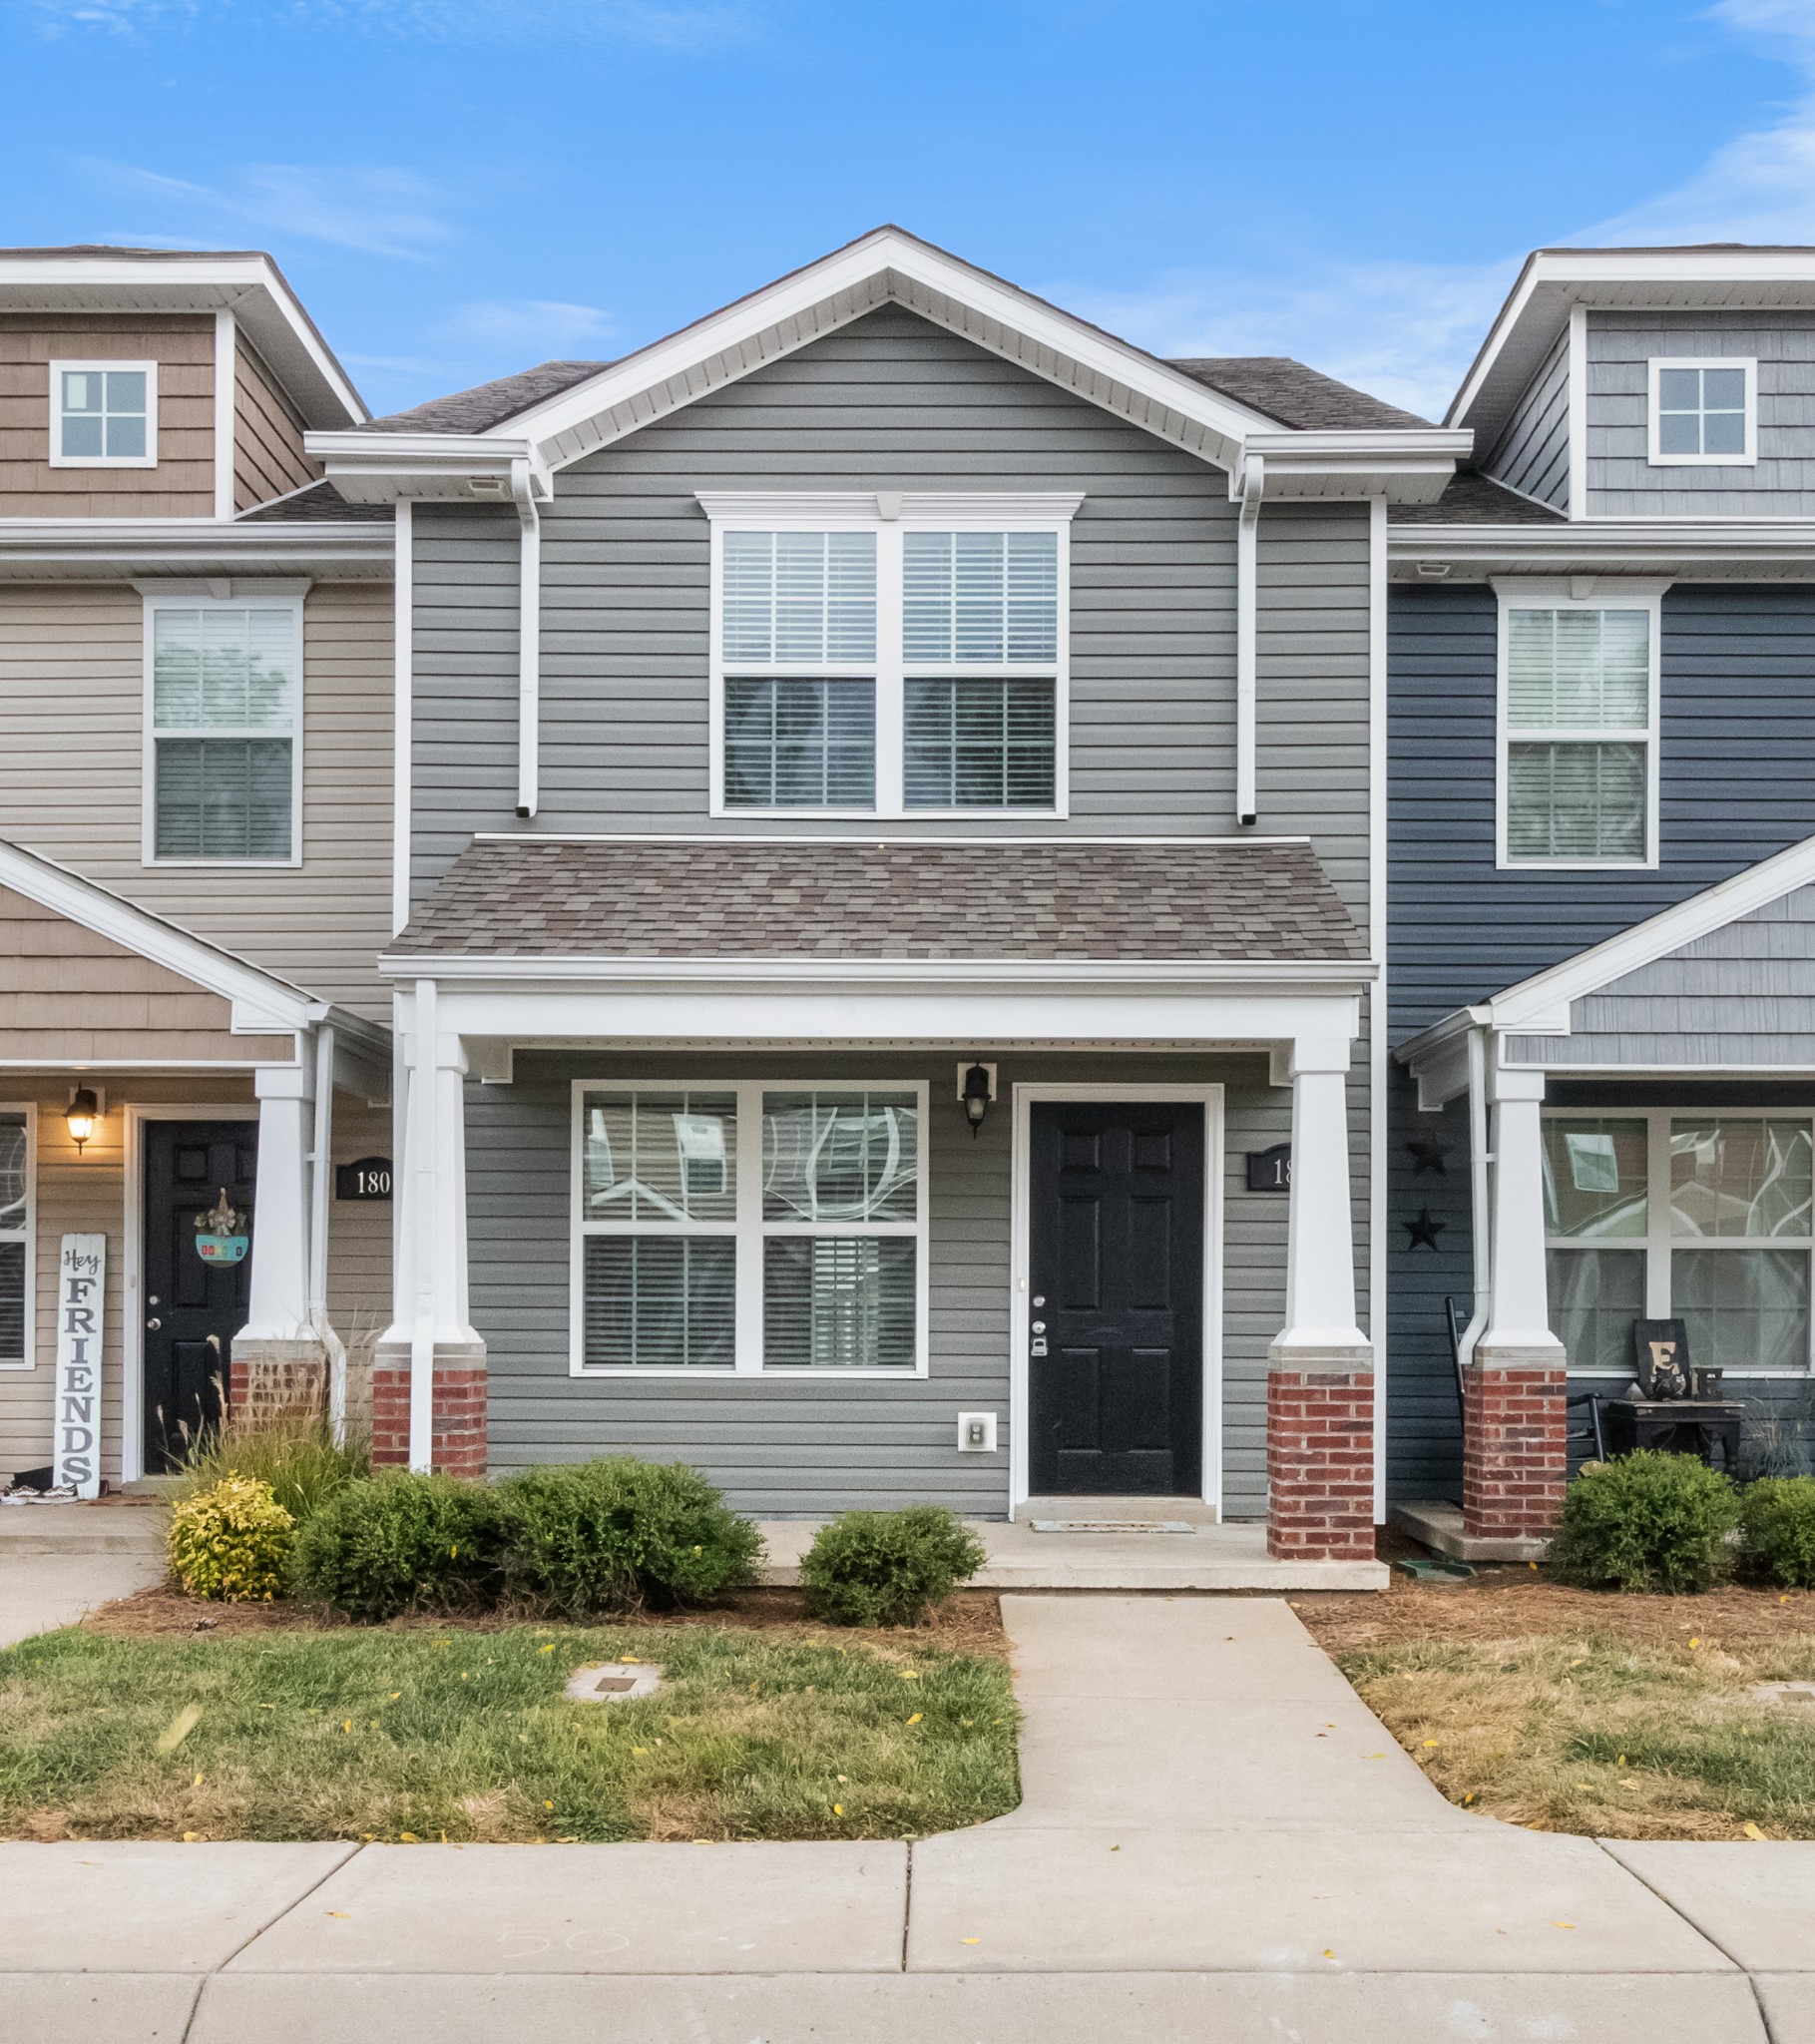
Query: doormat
1028,1519,1199,1535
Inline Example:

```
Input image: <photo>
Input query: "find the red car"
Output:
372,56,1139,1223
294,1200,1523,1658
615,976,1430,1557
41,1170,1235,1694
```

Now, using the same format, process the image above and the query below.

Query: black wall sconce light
66,1085,103,1156
959,1061,997,1138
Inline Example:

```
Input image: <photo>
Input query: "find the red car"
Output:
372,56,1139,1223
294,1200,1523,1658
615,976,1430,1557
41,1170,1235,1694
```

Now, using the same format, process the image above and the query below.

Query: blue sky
4,0,1815,418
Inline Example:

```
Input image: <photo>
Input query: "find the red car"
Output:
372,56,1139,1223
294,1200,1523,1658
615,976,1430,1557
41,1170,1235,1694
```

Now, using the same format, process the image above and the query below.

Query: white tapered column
231,1052,328,1421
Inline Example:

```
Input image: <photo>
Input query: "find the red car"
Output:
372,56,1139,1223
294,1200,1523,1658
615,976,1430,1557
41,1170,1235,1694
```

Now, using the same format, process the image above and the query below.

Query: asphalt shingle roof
362,359,613,434
1387,470,1566,525
1167,357,1431,429
236,479,394,522
389,836,1366,964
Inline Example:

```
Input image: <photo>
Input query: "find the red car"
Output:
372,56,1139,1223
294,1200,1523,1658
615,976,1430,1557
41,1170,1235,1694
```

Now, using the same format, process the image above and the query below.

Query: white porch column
240,1058,315,1341
1481,1066,1567,1353
1267,1036,1374,1561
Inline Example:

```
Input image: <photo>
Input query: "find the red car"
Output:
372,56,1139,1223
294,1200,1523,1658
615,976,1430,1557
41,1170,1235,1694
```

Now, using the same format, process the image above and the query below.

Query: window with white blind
1545,1111,1814,1375
0,1107,30,1370
704,493,1078,816
572,1080,929,1375
1497,584,1662,869
50,360,157,467
144,596,303,864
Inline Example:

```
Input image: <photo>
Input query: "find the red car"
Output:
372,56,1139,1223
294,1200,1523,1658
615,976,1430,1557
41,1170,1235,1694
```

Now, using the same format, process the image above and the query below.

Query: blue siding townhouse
1390,247,1815,1553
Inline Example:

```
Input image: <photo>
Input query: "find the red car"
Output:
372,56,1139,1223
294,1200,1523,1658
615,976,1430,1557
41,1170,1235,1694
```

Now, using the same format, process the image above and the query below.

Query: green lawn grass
1338,1631,1815,1838
0,1622,1019,1843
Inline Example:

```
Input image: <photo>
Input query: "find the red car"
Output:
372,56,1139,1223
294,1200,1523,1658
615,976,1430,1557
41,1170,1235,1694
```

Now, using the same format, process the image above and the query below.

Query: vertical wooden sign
54,1232,105,1497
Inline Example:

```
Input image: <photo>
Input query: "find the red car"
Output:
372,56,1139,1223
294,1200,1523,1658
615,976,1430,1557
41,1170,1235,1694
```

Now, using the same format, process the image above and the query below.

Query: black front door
143,1120,257,1472
1028,1100,1204,1496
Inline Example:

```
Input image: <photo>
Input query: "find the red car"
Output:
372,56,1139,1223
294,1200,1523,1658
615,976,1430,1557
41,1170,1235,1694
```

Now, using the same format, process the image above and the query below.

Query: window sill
143,857,302,870
570,1366,928,1380
1498,857,1656,872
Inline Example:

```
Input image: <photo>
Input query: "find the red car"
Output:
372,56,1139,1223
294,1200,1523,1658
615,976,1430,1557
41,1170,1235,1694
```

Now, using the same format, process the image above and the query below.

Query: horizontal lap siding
1483,330,1570,511
470,1050,1291,1518
1589,311,1815,518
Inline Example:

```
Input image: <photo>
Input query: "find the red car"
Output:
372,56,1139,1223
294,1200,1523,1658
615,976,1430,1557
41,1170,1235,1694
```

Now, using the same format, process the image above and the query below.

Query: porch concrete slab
1603,1840,1815,1970
228,1839,909,1975
0,1842,358,1971
185,1969,1771,2044
905,1823,1736,1974
758,1517,1388,1593
0,1550,166,1646
1392,1499,1550,1565
0,1975,201,2042
0,1500,169,1557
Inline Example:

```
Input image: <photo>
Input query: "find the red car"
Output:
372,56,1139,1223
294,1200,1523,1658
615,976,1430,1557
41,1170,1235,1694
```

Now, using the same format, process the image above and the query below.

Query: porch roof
386,834,1368,968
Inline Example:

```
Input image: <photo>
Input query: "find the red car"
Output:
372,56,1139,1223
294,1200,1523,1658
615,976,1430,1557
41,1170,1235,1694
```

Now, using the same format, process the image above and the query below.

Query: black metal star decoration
1404,1208,1448,1251
1406,1136,1450,1178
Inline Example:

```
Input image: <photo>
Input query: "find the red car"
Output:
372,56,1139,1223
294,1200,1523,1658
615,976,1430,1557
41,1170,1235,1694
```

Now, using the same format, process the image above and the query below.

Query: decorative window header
696,490,1085,527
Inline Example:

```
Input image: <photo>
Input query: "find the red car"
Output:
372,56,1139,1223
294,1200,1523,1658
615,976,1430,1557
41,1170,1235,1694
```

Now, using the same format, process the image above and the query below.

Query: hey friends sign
54,1232,105,1496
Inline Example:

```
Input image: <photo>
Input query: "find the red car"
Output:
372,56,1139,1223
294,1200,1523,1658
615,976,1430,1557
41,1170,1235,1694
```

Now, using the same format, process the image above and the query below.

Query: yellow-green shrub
169,1475,294,1601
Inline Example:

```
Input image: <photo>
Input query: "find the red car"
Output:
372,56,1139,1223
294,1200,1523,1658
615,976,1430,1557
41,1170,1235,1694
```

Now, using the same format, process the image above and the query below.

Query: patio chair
1444,1292,1604,1458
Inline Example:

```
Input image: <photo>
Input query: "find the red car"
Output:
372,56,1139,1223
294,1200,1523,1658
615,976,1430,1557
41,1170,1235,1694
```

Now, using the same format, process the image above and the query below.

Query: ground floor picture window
574,1082,927,1374
1544,1111,1813,1373
0,1108,27,1366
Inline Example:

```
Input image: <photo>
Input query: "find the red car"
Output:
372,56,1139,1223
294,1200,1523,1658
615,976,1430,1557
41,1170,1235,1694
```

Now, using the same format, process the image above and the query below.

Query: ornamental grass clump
799,1505,987,1627
1550,1450,1739,1594
1738,1474,1815,1589
501,1457,763,1615
290,1470,509,1622
178,1406,368,1531
169,1475,294,1602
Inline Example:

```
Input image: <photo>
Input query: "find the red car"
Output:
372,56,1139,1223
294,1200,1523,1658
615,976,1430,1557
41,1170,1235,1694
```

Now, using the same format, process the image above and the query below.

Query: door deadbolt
146,1317,162,1330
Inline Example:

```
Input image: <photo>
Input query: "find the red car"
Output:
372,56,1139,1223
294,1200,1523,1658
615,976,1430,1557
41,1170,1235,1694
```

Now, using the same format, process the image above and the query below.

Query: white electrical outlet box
958,1411,998,1453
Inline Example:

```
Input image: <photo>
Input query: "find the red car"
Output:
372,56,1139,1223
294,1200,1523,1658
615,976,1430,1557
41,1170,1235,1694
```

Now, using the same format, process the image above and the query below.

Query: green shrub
1738,1474,1815,1588
169,1475,294,1602
1551,1451,1739,1593
799,1505,987,1626
290,1471,508,1621
179,1406,368,1530
501,1457,762,1615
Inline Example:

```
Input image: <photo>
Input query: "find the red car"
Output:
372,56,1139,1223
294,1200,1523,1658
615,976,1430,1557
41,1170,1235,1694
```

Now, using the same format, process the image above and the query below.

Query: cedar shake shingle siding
389,836,1366,963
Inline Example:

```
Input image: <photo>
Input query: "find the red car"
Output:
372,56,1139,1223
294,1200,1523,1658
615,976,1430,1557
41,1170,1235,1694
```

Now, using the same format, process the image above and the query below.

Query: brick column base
1463,1345,1567,1544
227,1338,328,1427
1266,1343,1376,1560
371,1339,488,1478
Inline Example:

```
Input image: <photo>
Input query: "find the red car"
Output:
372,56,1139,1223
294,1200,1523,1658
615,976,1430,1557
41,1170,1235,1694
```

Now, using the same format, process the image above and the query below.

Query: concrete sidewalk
3,1594,1806,2041
0,1504,168,1648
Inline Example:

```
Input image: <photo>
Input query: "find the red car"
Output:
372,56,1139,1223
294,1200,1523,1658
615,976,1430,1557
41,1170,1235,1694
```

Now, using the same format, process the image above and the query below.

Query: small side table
1601,1397,1746,1474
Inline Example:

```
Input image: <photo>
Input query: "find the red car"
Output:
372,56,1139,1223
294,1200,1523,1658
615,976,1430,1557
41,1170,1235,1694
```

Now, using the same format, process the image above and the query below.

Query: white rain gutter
1233,453,1265,825
511,457,541,818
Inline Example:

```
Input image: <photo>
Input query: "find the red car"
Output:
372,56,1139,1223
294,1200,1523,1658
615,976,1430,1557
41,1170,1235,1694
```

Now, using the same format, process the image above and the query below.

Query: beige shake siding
0,313,216,517
0,580,394,1018
234,333,319,510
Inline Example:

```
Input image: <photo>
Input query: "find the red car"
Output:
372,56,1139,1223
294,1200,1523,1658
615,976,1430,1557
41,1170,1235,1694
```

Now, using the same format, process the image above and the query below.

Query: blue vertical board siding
1385,581,1815,1497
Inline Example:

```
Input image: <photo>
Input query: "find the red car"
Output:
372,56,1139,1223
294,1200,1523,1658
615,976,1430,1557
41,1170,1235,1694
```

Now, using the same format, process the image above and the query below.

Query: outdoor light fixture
961,1062,994,1137
65,1086,101,1155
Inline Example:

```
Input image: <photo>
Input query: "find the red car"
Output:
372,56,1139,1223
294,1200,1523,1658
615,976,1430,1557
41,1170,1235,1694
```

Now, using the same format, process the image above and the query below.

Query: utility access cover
566,1660,664,1703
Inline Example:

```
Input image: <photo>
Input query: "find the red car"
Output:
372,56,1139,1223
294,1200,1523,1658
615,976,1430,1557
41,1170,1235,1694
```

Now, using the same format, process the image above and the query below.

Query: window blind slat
763,1237,916,1369
584,1236,736,1369
155,739,292,859
903,530,1058,664
904,678,1055,807
1506,740,1645,860
1507,609,1648,728
724,679,875,807
722,531,876,665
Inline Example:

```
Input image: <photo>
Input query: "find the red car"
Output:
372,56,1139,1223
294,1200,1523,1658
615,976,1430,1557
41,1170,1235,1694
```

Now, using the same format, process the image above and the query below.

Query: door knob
146,1317,162,1330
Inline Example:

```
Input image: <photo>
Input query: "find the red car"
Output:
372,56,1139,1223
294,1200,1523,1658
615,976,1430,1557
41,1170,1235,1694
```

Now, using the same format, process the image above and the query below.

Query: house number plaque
1245,1144,1291,1193
335,1157,393,1202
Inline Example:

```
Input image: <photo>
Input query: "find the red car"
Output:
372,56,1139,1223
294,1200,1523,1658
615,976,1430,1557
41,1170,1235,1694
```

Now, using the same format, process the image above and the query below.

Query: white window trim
701,491,1080,821
49,358,159,469
1493,576,1666,873
1545,1105,1815,1377
1647,356,1757,468
568,1078,932,1378
140,586,306,869
0,1101,36,1371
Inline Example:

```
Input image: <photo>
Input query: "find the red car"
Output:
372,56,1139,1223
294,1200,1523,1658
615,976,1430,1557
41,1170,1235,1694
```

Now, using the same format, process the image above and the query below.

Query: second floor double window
705,495,1077,817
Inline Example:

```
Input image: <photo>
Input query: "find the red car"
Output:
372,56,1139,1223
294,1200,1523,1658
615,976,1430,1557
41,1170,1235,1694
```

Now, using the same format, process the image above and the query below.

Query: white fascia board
426,982,1364,1047
379,954,1373,990
1486,832,1815,1033
310,431,549,504
0,836,326,1034
0,520,392,580
1245,429,1475,505
1390,522,1815,571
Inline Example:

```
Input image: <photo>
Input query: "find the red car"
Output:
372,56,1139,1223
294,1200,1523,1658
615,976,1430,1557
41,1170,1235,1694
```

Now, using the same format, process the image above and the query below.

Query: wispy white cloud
446,297,615,352
77,158,453,258
21,0,751,47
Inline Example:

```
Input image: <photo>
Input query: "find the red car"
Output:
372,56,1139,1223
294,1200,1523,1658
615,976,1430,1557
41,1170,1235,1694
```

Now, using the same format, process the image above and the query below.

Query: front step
0,1502,170,1557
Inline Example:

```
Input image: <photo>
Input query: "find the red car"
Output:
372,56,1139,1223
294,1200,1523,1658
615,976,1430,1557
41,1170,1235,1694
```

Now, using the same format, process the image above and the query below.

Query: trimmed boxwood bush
501,1457,762,1615
290,1470,509,1621
1550,1450,1739,1593
169,1475,294,1602
799,1505,987,1626
1738,1474,1815,1588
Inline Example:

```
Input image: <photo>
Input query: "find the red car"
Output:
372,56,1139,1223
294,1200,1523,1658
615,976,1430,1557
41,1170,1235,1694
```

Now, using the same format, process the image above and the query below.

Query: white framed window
571,1079,929,1376
1544,1110,1814,1376
0,1105,32,1370
702,491,1079,818
142,589,304,866
1495,578,1664,870
50,360,158,467
1648,357,1756,467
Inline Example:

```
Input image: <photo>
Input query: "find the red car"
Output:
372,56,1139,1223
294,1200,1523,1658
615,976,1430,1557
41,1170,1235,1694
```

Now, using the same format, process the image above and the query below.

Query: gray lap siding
468,1050,1297,1518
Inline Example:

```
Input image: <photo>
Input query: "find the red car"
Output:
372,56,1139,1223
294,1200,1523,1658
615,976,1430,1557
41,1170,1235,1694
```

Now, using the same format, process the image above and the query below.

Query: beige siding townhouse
0,248,397,1488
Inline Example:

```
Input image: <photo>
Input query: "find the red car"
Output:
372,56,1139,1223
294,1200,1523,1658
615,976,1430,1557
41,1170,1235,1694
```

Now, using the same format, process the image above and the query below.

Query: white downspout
1458,1023,1493,1368
512,457,541,819
408,978,437,1472
1234,451,1265,826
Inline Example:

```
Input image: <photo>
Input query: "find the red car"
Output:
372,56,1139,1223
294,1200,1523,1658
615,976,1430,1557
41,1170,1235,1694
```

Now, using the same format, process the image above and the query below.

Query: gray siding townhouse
1387,248,1815,1555
0,248,396,1490
308,227,1472,1560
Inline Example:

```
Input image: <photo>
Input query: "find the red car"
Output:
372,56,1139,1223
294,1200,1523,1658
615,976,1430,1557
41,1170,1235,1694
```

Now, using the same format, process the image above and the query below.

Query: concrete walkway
0,1504,167,1647
2,1594,1808,2040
